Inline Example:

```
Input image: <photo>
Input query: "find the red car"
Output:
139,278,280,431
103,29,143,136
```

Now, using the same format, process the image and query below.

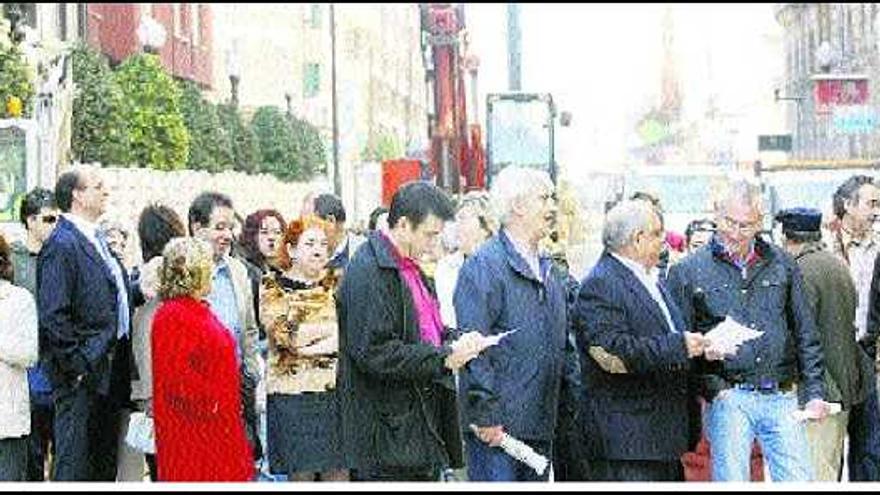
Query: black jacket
666,236,825,402
336,232,463,471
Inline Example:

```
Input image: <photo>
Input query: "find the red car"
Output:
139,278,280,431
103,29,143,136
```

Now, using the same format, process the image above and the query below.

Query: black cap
774,207,822,233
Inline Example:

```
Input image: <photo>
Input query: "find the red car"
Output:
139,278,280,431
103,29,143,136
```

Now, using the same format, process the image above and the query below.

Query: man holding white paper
573,200,707,481
667,178,829,482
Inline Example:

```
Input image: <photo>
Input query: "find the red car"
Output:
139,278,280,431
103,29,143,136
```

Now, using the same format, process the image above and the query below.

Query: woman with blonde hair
151,238,254,481
260,215,347,481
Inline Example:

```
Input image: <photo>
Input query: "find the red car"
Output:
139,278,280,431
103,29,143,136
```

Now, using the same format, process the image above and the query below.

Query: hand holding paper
703,316,764,360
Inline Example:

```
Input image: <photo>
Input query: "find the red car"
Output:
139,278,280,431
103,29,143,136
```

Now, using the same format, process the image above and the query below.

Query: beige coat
226,255,260,382
0,281,39,438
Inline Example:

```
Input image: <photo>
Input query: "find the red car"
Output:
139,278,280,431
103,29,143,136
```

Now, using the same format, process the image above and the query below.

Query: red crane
381,3,484,204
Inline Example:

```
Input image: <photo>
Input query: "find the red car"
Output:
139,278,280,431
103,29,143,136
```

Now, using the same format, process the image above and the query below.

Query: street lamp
136,15,166,54
225,40,241,108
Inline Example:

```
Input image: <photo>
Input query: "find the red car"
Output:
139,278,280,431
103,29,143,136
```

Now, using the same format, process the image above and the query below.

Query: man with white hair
572,200,707,481
454,167,569,481
667,178,829,481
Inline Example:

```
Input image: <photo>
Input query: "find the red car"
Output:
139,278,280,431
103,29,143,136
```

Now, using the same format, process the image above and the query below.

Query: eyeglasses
40,215,57,225
720,216,761,233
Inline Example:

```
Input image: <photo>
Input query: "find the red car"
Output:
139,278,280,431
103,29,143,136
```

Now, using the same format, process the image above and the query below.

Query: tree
114,53,189,170
250,106,300,181
178,80,234,172
0,42,34,119
361,129,404,162
289,115,327,178
217,104,261,174
70,43,130,165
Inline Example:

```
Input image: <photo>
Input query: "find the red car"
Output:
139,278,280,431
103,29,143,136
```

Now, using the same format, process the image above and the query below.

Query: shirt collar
213,256,231,276
610,252,656,282
64,212,99,239
505,229,539,263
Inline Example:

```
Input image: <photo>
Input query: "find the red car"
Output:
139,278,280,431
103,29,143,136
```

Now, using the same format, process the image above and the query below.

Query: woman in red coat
152,238,253,481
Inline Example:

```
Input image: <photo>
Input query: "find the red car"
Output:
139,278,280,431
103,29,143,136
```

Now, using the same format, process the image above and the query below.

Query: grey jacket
796,243,869,410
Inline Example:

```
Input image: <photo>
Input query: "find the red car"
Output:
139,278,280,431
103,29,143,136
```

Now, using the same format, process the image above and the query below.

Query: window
310,4,321,29
304,63,321,98
191,4,200,46
76,3,87,39
172,3,181,36
58,4,68,41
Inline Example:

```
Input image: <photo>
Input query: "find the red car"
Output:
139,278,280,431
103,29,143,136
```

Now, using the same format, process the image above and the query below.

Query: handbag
125,411,156,454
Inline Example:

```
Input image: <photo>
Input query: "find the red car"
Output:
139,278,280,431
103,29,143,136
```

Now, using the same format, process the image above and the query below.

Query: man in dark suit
572,200,708,481
39,165,134,481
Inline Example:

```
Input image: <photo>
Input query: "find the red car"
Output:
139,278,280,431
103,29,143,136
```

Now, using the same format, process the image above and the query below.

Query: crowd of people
3,163,880,483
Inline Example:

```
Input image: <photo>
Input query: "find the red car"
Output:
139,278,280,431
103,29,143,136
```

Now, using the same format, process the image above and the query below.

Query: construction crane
381,3,483,203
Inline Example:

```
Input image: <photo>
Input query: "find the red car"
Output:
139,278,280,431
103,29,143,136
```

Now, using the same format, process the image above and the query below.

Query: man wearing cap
777,208,868,481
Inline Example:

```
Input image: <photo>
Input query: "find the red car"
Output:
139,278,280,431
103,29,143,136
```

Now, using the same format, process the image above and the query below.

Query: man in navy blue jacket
38,166,134,481
573,200,708,481
454,167,570,482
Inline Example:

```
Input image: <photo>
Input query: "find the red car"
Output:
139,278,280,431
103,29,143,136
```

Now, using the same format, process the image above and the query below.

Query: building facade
776,3,880,161
209,4,428,220
84,3,213,87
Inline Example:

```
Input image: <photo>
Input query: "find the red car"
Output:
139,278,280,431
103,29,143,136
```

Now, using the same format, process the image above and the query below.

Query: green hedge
114,53,189,170
217,104,261,174
179,80,234,173
251,106,299,181
250,106,326,182
70,44,130,165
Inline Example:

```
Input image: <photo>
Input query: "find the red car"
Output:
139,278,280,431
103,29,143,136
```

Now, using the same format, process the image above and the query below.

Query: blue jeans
465,434,551,482
706,389,813,482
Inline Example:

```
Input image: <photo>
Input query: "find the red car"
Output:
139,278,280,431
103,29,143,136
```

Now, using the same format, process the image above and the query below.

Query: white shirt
841,237,879,342
506,230,542,281
435,251,465,328
64,213,102,255
611,253,678,334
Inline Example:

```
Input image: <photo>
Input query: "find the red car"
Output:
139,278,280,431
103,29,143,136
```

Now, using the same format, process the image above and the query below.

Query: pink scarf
381,233,444,347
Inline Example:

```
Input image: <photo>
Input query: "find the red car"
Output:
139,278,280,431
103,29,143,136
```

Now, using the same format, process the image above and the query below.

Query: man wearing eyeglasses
10,188,58,481
667,178,829,481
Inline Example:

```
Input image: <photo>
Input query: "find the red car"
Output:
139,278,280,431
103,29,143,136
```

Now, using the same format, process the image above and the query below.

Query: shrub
114,53,189,170
289,116,327,178
361,129,404,162
178,80,234,172
70,43,130,165
0,43,34,118
251,106,300,181
217,104,260,174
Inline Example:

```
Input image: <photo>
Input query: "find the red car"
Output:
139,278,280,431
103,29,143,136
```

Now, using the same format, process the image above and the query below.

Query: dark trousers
25,399,54,481
847,370,880,481
51,383,124,481
0,436,29,481
352,466,441,481
590,459,684,482
465,434,552,482
146,454,158,482
52,339,131,481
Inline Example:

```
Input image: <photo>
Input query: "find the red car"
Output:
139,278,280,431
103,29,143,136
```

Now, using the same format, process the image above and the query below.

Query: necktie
96,230,130,339
656,280,679,334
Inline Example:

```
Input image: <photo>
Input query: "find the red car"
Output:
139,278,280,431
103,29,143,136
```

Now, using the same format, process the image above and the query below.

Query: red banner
815,78,869,113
